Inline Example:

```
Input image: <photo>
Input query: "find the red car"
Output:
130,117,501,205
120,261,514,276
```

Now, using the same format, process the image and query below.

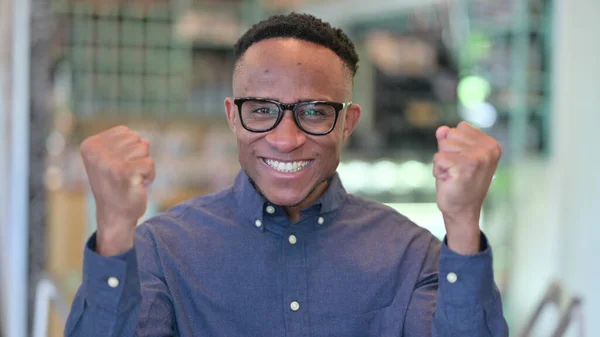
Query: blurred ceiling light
459,101,498,128
339,160,436,194
423,162,436,191
337,161,371,193
371,160,399,193
398,160,428,189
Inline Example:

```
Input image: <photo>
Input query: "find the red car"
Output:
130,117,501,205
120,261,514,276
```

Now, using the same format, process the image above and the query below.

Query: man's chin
262,179,328,209
263,191,309,208
249,173,330,209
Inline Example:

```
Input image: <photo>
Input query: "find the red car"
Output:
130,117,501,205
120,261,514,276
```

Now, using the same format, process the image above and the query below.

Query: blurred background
0,0,598,336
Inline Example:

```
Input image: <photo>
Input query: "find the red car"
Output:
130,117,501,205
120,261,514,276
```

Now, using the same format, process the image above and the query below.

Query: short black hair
233,13,359,77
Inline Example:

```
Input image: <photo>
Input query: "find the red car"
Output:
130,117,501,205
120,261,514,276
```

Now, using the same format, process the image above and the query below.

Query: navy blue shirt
65,170,508,336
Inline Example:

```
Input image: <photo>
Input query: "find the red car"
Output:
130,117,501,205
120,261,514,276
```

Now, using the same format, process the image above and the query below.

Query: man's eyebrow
257,97,332,103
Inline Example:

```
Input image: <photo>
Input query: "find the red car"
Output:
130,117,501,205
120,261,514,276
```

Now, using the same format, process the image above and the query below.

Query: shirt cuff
83,232,140,311
438,232,497,305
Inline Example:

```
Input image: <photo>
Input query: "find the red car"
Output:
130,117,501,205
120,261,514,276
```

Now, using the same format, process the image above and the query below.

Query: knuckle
135,143,150,157
79,139,90,155
113,125,129,133
148,158,156,171
446,128,456,139
80,137,100,159
494,144,503,157
478,152,491,166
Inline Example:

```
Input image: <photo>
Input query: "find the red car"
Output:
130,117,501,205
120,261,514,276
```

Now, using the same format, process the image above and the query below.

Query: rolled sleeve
82,233,141,311
438,233,497,305
434,232,508,336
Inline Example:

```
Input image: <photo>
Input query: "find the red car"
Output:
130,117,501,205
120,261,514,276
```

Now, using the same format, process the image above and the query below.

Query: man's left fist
433,122,502,253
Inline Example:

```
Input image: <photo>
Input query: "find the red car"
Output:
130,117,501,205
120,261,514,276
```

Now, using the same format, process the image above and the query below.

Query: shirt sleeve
403,233,509,337
64,226,177,337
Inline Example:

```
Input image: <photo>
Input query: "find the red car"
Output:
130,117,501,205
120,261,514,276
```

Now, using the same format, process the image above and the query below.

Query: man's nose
264,111,307,153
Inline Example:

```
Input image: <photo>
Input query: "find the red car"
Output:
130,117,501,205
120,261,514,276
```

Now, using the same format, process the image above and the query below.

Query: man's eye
253,107,277,114
301,109,328,117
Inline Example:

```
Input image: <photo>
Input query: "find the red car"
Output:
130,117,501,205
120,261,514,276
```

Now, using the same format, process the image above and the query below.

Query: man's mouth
262,158,313,173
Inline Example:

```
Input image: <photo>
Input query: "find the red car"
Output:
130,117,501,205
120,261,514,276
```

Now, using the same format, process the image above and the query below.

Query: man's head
224,13,362,213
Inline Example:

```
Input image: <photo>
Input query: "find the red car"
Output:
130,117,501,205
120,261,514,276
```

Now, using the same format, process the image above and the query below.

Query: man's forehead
233,38,352,95
243,38,334,57
236,38,347,72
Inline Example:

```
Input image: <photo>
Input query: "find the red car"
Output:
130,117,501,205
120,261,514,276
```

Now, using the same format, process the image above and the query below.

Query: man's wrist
443,212,481,255
445,228,481,255
95,212,137,256
96,227,135,257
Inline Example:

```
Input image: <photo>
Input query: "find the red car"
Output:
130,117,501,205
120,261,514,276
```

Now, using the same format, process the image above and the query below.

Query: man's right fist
80,125,155,256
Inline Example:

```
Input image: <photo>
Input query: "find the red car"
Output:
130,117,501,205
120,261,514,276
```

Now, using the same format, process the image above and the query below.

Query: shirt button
254,219,262,228
266,205,275,214
290,301,300,311
107,277,119,288
446,272,458,284
317,216,324,225
288,235,297,245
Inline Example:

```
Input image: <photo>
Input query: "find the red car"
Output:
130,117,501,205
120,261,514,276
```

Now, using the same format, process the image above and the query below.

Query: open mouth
262,158,313,173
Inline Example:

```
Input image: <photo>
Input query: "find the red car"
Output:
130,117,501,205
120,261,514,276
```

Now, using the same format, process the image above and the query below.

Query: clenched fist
80,125,155,256
433,122,502,255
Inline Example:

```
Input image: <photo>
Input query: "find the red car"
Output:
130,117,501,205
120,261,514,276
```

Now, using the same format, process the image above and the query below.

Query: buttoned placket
282,220,310,337
254,201,333,336
259,203,321,336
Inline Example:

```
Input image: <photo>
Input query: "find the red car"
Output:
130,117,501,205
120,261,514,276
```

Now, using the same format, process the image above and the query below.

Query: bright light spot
398,161,428,189
458,75,491,108
372,160,398,193
337,161,371,193
459,102,498,128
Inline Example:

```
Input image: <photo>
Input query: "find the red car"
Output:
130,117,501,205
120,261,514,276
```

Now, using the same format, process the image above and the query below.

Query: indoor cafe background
1,0,598,336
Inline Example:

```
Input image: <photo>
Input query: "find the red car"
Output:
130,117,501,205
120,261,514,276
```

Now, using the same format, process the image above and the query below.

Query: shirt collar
232,169,347,225
316,171,347,214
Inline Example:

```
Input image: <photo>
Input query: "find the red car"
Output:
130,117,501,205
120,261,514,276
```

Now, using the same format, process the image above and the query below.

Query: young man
66,13,508,337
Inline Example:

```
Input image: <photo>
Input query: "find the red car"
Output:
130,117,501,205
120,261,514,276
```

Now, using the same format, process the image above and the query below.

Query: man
65,13,508,336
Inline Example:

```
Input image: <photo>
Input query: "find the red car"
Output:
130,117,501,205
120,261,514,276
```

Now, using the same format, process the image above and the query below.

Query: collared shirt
65,170,508,337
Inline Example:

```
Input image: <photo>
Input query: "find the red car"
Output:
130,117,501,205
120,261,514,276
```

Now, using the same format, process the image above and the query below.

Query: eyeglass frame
233,97,353,136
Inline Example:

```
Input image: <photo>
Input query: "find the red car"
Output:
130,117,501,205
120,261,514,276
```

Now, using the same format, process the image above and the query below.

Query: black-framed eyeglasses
233,97,352,136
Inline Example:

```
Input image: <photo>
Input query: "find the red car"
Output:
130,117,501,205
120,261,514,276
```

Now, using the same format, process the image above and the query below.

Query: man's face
224,38,361,208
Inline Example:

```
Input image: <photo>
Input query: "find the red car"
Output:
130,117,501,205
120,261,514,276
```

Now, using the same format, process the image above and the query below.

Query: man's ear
224,97,238,133
342,103,361,141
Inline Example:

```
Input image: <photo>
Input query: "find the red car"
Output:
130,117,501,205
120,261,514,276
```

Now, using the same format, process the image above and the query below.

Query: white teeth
264,159,311,173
